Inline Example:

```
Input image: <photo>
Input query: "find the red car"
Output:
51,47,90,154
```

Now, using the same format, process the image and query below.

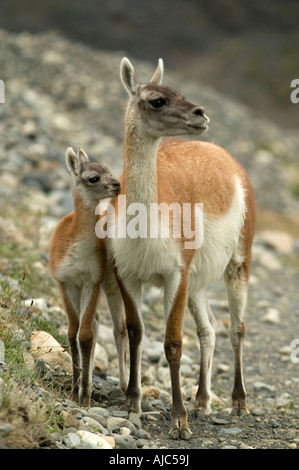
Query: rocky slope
1,0,299,129
0,29,298,450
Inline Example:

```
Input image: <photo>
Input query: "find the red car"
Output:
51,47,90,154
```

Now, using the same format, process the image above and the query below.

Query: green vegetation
290,180,299,199
0,278,68,448
0,195,69,448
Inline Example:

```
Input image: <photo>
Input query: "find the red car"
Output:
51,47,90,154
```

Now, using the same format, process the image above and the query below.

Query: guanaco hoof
169,427,192,441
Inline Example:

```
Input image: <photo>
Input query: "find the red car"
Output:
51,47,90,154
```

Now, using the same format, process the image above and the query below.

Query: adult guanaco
50,147,127,406
106,58,256,440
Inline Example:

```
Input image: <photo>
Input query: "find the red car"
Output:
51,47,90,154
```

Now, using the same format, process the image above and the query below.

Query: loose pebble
219,428,243,436
77,430,113,449
254,382,276,397
114,434,138,449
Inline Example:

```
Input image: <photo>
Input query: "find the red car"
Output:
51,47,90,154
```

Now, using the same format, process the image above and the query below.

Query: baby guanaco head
66,147,120,205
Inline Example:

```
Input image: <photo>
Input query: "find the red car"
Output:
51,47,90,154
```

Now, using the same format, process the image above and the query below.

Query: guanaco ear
66,146,79,175
149,58,164,85
78,148,89,164
120,57,141,96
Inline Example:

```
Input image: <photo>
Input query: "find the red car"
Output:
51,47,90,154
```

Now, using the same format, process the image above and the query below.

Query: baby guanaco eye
149,98,166,108
88,176,100,183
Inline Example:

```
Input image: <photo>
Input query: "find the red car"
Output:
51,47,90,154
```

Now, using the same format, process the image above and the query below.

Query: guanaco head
120,57,209,138
66,147,121,205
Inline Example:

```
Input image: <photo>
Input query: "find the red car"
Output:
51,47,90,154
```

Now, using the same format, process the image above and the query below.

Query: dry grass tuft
0,381,56,449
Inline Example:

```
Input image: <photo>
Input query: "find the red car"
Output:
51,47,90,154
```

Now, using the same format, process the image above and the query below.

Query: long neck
123,108,160,206
72,191,99,238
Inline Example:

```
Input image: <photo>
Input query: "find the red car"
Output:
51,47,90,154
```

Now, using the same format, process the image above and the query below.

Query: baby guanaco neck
71,190,100,239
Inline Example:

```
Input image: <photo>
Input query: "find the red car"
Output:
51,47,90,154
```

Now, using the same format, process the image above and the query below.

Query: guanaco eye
149,98,166,108
88,176,100,183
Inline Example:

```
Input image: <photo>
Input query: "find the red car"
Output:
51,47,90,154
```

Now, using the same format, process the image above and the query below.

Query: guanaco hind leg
224,255,250,415
187,290,216,416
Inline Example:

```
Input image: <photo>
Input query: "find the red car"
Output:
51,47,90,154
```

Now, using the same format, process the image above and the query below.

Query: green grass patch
290,180,299,199
0,276,68,448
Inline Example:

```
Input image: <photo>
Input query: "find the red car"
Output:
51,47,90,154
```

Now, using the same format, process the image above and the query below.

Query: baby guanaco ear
120,57,141,97
66,146,79,175
78,148,89,165
66,147,90,176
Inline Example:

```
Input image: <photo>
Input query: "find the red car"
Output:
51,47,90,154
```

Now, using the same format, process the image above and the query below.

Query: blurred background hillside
0,0,298,129
0,0,299,233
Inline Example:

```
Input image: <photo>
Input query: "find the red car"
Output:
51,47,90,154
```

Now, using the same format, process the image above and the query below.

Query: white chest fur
109,234,182,285
108,205,182,284
56,238,102,287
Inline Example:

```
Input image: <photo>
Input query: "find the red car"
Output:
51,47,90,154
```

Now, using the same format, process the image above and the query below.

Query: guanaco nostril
193,107,205,116
111,180,121,190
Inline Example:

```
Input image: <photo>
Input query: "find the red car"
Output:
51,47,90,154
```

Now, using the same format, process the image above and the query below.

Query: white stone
216,363,229,374
262,308,280,324
260,230,294,255
120,427,131,436
51,113,72,131
77,430,113,449
42,50,64,65
30,330,72,373
279,345,293,355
